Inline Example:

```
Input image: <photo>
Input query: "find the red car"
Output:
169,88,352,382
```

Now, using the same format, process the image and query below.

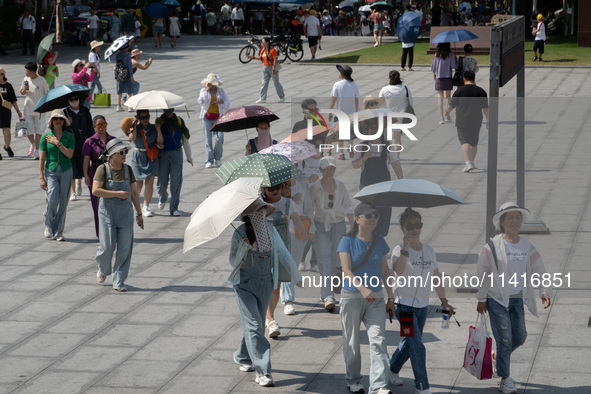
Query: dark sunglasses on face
68,97,79,102
266,183,283,192
361,213,380,220
118,148,129,156
138,115,150,120
405,222,423,231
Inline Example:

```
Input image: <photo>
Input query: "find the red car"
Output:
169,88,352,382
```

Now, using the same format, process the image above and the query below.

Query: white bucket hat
48,108,71,127
201,73,223,86
492,202,530,229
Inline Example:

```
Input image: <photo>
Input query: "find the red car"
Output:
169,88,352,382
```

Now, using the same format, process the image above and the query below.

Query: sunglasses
366,101,379,108
328,193,334,209
68,97,80,102
360,213,380,220
95,122,108,128
405,222,424,231
138,115,150,120
118,148,129,156
266,183,284,192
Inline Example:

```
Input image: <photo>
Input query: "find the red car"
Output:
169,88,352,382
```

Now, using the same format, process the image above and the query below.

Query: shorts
0,108,11,128
233,20,243,27
117,79,133,95
457,126,480,146
374,23,384,32
435,77,453,91
223,19,231,27
533,39,545,54
153,25,164,33
71,154,84,179
308,36,319,47
25,113,46,135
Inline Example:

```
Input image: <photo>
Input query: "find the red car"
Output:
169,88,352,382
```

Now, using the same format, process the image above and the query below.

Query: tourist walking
379,70,413,152
247,37,285,104
476,202,551,394
21,62,49,159
198,73,230,168
431,43,456,124
88,40,104,101
63,94,93,201
39,109,75,242
93,138,144,292
0,67,22,160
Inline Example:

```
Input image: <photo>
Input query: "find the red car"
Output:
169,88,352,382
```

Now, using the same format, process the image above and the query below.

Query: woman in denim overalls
228,199,301,387
92,138,144,292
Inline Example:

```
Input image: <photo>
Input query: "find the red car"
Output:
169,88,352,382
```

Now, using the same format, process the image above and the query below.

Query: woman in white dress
169,11,180,48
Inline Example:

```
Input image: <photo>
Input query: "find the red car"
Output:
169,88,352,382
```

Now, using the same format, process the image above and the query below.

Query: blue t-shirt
337,234,390,293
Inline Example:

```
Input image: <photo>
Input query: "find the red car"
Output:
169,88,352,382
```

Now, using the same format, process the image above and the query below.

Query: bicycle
275,34,304,62
238,31,263,64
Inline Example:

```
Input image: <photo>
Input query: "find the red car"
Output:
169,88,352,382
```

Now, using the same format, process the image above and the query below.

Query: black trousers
22,30,35,55
401,46,414,69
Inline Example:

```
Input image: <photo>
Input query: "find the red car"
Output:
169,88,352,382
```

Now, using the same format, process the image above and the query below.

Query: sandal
532,56,538,61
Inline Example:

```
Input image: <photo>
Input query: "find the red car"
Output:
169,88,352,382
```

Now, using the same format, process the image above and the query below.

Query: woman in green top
39,109,75,241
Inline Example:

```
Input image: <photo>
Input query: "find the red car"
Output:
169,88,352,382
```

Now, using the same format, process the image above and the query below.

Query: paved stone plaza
0,35,590,393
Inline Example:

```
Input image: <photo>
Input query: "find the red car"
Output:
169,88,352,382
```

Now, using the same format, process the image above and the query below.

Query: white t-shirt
391,243,438,308
302,156,322,180
135,20,141,36
304,16,321,36
88,52,101,72
331,80,360,115
504,239,528,295
402,42,415,48
535,21,546,41
379,84,413,113
352,145,399,163
231,8,244,21
88,15,100,29
22,76,49,114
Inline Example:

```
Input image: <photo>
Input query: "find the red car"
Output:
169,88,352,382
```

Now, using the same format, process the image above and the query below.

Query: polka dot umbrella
215,153,303,187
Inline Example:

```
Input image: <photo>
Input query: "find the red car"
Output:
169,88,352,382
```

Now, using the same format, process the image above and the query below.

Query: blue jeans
44,166,73,237
89,76,103,97
259,66,284,101
341,291,390,392
157,148,183,214
487,296,527,378
234,250,274,377
202,118,224,164
280,233,305,303
390,304,429,391
314,220,346,302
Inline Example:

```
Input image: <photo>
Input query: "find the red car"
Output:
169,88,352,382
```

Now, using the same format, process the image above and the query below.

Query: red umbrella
210,105,280,132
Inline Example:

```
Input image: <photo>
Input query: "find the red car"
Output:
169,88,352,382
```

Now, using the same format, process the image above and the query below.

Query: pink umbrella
259,141,318,163
281,124,328,143
209,105,280,132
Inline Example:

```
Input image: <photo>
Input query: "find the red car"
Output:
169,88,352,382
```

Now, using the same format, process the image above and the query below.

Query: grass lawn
317,36,591,66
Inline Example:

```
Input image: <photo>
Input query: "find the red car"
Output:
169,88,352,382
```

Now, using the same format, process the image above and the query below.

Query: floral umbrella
258,141,317,163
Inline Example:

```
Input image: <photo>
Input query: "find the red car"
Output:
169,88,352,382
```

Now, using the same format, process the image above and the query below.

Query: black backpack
114,61,129,82
90,138,109,167
452,56,465,87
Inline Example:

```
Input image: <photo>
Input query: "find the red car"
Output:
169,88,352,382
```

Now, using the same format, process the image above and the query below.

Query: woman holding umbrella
39,109,75,241
431,42,456,124
389,207,454,394
115,44,134,112
229,198,300,387
370,9,385,47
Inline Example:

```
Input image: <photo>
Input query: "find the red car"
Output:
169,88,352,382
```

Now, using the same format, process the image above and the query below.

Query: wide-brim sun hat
361,95,385,110
131,49,143,57
120,117,136,133
106,138,129,158
239,198,275,220
90,40,104,50
336,64,354,82
71,59,83,73
201,73,223,86
492,202,530,228
48,108,71,127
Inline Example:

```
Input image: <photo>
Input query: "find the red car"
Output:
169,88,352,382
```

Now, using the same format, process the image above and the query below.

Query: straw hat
201,73,223,86
492,202,530,229
239,199,275,220
120,117,136,133
90,40,104,50
361,95,385,110
48,109,71,127
131,49,143,57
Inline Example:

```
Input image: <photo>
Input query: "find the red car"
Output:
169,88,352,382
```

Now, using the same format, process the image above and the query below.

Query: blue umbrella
396,11,422,44
161,0,181,6
353,179,463,208
145,3,170,18
431,29,479,43
34,84,91,113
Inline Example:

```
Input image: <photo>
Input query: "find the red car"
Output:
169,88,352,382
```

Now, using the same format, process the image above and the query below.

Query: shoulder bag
452,56,465,87
0,91,12,110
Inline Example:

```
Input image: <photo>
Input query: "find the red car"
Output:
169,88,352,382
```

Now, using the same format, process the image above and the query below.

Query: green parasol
37,34,55,65
215,153,303,187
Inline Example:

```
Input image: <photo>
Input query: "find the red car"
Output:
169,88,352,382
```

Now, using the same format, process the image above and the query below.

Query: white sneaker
255,374,274,387
142,205,154,217
233,354,254,372
376,389,392,394
446,116,453,123
284,302,295,315
297,263,305,271
171,210,181,216
44,228,53,238
462,164,472,173
69,193,78,201
97,270,106,283
54,233,65,242
415,389,431,394
347,382,364,393
205,162,213,168
499,377,517,394
310,265,319,272
255,99,266,103
76,185,82,196
116,105,123,112
215,160,222,167
391,373,403,386
266,319,280,338
469,161,476,171
158,202,165,210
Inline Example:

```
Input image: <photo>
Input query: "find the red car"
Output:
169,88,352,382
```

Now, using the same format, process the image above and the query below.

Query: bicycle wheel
273,43,287,64
239,45,256,64
287,44,304,62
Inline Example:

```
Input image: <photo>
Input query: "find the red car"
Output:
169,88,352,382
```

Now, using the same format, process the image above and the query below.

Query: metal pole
487,26,501,241
516,66,525,207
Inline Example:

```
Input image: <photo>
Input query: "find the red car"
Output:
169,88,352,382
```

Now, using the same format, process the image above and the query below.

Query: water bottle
24,81,29,91
441,307,450,330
